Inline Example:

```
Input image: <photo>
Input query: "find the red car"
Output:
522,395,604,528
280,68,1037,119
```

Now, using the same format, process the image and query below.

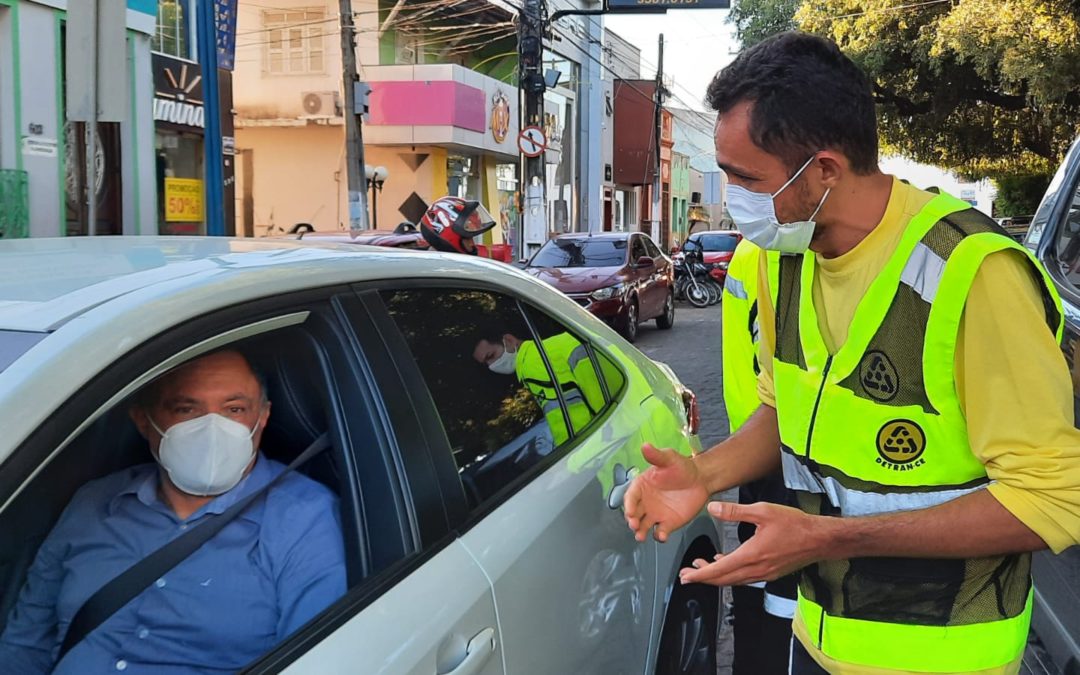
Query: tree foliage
729,0,1080,179
993,173,1053,216
729,0,802,47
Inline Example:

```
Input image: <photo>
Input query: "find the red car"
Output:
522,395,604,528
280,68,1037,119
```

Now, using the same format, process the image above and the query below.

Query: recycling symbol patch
876,419,926,465
860,350,899,402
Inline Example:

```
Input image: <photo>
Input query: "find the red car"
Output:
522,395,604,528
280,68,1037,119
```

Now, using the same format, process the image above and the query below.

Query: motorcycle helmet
420,197,497,255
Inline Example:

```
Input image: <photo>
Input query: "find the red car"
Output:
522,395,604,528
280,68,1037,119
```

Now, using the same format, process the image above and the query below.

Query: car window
630,237,649,261
643,237,662,258
1052,181,1080,290
380,288,562,508
0,317,366,673
529,238,627,268
700,234,738,253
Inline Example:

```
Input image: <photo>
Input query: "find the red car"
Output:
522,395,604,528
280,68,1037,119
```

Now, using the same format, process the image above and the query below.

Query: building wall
1,0,156,237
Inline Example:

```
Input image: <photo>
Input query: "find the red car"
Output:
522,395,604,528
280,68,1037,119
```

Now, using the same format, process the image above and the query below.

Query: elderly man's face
132,351,270,455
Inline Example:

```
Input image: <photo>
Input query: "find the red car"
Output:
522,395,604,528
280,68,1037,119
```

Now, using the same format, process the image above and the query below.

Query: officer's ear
503,334,522,351
815,151,845,190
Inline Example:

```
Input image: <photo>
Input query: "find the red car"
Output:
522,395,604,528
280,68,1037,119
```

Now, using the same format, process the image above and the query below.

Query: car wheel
655,544,720,675
656,291,675,329
621,299,639,343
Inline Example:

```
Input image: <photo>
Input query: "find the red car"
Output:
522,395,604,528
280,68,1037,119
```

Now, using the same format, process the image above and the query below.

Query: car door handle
607,464,638,510
439,627,497,675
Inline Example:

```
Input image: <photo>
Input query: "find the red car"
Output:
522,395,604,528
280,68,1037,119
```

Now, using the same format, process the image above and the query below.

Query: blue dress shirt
0,454,347,674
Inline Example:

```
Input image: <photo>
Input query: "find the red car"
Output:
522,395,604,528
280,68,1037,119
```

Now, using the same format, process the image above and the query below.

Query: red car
523,232,675,342
678,231,741,284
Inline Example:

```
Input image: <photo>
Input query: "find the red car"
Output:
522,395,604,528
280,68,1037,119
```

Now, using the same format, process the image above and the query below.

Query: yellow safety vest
722,239,779,433
517,333,605,445
772,192,1063,672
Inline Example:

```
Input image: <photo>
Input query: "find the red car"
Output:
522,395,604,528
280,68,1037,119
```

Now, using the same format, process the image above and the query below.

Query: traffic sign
518,126,548,157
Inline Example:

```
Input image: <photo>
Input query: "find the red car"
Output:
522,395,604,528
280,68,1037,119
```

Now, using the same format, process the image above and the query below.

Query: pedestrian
624,31,1080,674
722,237,796,675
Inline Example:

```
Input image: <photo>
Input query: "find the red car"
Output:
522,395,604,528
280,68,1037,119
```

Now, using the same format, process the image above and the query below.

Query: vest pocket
841,557,963,625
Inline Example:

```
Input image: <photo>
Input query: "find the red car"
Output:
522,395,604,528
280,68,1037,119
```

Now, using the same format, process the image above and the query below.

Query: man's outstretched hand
678,501,829,586
624,444,710,543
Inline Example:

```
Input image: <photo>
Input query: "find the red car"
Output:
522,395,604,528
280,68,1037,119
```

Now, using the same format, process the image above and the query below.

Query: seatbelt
57,432,331,662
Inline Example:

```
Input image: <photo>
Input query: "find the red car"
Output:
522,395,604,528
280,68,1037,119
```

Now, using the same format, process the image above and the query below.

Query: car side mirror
635,256,656,269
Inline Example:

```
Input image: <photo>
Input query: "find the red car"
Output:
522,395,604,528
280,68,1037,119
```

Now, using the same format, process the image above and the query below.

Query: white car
0,237,721,674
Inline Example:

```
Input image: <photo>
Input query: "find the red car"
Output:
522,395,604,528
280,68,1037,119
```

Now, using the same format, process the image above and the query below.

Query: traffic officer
722,238,796,675
473,329,604,445
625,32,1080,674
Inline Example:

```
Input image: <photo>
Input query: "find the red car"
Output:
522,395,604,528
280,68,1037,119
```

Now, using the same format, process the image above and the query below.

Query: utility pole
519,0,546,255
340,0,370,234
651,34,664,245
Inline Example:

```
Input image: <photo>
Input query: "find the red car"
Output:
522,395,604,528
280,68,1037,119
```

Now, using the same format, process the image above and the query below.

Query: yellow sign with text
164,178,204,222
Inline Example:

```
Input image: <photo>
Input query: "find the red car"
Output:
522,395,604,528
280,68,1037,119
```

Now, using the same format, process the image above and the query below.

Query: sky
605,9,739,113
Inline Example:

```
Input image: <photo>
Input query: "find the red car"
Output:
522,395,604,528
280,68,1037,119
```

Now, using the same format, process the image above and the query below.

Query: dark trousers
731,585,794,675
790,638,830,674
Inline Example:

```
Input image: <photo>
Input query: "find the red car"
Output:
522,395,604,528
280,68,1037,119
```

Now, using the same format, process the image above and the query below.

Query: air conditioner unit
300,91,339,118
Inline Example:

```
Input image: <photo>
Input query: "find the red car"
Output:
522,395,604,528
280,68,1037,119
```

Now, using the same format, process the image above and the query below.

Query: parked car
523,232,675,343
678,231,742,284
290,229,515,262
1024,137,1080,674
0,237,719,675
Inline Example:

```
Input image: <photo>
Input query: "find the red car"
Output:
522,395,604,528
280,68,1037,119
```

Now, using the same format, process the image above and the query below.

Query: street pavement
634,301,739,675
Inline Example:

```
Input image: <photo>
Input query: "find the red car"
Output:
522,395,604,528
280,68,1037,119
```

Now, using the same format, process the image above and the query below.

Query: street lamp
365,164,388,230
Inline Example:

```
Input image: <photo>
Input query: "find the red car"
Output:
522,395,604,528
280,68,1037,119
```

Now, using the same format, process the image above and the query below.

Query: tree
994,173,1052,217
728,0,1080,180
728,0,801,47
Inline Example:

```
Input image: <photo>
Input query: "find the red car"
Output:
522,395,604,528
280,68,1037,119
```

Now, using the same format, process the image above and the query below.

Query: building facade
0,0,157,238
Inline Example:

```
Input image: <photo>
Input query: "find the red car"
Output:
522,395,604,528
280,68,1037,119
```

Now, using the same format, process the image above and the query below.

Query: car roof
690,231,739,238
0,236,480,332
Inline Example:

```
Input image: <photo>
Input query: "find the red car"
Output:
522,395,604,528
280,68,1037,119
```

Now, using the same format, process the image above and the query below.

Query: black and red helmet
419,197,497,255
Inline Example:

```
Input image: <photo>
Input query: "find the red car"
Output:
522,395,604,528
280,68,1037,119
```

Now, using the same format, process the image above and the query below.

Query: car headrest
249,344,328,464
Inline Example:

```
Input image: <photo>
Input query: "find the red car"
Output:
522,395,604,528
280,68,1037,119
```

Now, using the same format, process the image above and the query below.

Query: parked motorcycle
674,245,711,308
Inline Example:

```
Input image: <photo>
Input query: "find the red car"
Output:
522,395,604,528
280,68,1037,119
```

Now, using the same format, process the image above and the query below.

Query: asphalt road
634,301,738,675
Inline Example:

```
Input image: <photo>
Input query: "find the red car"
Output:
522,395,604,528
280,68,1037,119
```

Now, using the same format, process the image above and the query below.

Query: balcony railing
0,169,28,238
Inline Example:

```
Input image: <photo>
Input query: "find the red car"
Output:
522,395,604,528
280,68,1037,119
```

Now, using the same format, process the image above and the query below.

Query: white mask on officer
727,154,830,254
150,413,259,497
488,339,518,375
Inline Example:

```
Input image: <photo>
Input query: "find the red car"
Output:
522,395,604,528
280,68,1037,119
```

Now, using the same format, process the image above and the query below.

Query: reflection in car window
381,289,560,508
1053,184,1080,290
698,234,739,253
631,237,648,261
643,237,662,258
530,238,627,268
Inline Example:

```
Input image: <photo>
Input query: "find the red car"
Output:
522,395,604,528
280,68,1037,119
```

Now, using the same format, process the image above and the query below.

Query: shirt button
155,578,166,588
116,660,128,671
180,523,189,531
137,627,150,639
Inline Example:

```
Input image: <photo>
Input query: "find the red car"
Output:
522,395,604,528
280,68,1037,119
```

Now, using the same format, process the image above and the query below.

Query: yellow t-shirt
757,177,1080,675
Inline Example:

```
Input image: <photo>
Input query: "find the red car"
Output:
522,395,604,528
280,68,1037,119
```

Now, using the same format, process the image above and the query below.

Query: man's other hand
624,444,710,543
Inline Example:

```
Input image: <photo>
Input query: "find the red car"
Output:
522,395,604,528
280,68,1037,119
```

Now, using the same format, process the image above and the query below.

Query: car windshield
529,239,628,268
0,330,47,373
695,235,739,253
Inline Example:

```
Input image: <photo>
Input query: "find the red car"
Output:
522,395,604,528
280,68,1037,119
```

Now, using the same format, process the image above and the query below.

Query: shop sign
164,177,205,222
153,55,205,132
21,137,57,158
491,91,511,144
214,0,239,71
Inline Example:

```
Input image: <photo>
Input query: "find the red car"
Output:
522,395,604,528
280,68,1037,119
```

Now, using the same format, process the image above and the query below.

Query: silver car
0,237,721,674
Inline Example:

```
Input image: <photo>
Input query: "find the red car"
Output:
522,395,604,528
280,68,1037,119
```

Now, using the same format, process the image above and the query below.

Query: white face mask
150,413,259,497
488,340,518,375
727,154,830,254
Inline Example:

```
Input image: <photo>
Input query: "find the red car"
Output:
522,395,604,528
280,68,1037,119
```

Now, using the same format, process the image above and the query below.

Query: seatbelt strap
57,432,331,662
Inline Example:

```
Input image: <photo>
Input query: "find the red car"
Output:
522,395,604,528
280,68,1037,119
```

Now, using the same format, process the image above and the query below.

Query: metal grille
0,170,29,239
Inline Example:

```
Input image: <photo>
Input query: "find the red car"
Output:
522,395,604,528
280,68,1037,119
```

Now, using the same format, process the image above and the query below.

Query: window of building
152,0,191,60
264,10,326,75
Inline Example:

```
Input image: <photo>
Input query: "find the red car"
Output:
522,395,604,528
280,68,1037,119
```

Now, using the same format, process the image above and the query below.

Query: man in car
472,329,605,445
625,32,1080,674
0,350,346,674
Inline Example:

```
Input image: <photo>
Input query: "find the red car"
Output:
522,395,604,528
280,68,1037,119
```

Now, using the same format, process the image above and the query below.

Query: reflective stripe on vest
797,589,1033,672
772,192,1062,671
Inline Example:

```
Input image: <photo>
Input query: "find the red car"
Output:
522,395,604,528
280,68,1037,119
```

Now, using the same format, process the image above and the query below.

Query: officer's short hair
706,32,878,175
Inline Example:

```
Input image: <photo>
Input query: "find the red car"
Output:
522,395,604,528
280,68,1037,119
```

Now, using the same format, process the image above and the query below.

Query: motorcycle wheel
687,283,710,308
707,281,722,305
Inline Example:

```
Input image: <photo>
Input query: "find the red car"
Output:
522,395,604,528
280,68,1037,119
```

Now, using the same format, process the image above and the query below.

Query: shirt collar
108,453,275,524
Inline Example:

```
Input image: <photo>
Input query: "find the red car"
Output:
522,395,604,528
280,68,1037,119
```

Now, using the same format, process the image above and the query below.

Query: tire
686,283,709,308
655,546,720,675
621,298,639,342
656,291,675,329
707,281,722,305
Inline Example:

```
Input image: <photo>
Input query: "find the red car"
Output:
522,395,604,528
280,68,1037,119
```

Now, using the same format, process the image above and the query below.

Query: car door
642,235,671,315
1025,139,1080,673
629,235,658,318
371,285,660,674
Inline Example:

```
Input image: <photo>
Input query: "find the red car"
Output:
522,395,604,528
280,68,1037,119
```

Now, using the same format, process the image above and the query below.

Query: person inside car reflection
473,329,605,445
0,350,346,674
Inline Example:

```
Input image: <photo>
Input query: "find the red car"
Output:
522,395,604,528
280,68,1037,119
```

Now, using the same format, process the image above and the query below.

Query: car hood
526,266,625,293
